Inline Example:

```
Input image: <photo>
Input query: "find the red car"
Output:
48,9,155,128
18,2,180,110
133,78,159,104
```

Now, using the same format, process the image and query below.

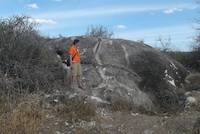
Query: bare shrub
86,25,114,38
191,43,200,72
156,36,172,52
191,3,200,72
0,15,67,97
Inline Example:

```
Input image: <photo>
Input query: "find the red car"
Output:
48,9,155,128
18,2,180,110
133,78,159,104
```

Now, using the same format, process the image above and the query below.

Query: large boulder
46,36,188,112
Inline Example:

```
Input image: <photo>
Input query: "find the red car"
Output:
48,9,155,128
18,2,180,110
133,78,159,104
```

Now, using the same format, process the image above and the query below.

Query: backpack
61,51,70,66
64,57,71,67
56,49,71,66
63,51,77,67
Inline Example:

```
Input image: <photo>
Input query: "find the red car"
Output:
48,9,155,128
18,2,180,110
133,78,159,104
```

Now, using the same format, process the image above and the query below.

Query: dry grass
0,97,11,115
0,95,98,134
110,99,156,115
0,97,43,134
53,98,96,123
110,99,132,112
74,127,107,134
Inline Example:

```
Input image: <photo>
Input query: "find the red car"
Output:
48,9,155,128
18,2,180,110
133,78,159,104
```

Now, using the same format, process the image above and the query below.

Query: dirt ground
38,106,200,134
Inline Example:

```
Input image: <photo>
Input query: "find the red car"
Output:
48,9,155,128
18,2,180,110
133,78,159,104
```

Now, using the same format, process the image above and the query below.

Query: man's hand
63,59,67,64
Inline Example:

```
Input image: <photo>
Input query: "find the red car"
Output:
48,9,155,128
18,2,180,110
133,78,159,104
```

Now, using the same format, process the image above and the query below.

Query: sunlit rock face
46,36,188,112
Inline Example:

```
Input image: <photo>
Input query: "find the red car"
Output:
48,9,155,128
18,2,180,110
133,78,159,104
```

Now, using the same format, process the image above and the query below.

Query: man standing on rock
68,39,84,89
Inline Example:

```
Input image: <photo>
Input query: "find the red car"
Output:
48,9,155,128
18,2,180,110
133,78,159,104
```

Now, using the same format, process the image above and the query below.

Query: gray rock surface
193,117,200,134
185,73,200,91
46,36,188,112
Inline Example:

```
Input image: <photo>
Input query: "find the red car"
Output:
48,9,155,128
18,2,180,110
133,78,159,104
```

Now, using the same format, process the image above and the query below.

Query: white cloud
33,3,197,19
27,3,39,9
29,18,56,25
115,25,127,29
163,8,183,14
163,3,198,14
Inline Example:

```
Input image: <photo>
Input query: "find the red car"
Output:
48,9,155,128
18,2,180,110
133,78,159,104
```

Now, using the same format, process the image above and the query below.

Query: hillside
47,36,188,113
0,16,200,134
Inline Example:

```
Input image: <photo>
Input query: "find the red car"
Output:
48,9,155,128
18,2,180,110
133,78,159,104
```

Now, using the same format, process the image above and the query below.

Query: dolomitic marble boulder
46,36,188,112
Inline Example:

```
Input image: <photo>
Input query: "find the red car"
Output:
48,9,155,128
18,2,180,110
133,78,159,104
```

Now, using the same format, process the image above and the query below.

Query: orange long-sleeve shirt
68,45,81,62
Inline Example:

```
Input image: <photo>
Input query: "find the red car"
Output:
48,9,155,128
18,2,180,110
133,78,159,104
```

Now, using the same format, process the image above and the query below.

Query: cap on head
73,39,80,45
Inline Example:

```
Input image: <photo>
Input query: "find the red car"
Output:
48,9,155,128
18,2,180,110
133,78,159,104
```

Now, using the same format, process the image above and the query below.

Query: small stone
54,99,59,103
164,116,168,119
65,121,69,126
185,92,191,96
144,129,154,134
186,96,196,104
56,131,61,134
131,113,139,116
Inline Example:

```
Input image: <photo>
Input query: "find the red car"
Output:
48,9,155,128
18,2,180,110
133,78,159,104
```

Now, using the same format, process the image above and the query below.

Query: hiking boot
78,83,85,90
78,85,83,89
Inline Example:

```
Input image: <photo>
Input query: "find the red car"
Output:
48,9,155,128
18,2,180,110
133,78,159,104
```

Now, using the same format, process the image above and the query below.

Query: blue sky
0,0,199,51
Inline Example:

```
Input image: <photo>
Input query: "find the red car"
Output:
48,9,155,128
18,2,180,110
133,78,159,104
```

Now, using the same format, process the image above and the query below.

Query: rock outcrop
46,36,188,112
185,73,200,91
